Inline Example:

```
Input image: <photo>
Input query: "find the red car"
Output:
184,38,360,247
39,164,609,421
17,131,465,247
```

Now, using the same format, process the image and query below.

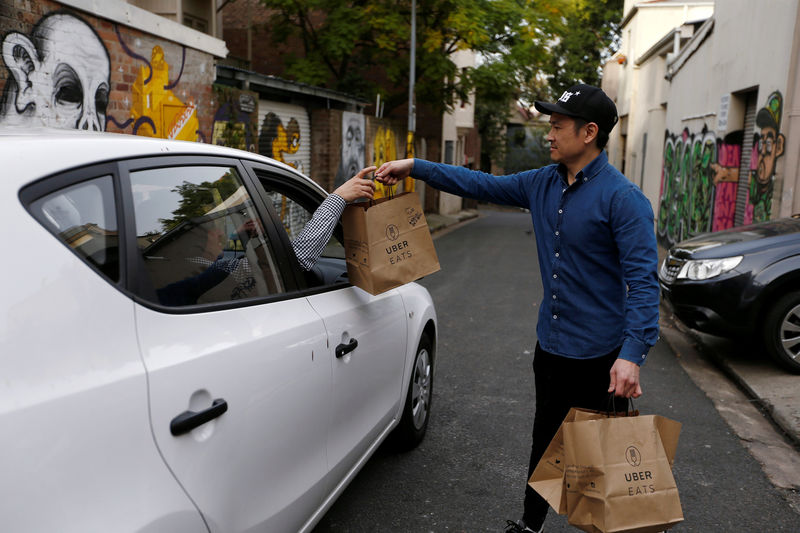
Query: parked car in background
0,129,437,532
659,216,800,373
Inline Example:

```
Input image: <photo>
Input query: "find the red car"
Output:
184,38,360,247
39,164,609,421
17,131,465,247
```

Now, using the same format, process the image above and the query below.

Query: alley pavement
430,208,800,451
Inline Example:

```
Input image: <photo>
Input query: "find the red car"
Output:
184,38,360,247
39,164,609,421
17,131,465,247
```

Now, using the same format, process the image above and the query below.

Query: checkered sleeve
291,193,347,271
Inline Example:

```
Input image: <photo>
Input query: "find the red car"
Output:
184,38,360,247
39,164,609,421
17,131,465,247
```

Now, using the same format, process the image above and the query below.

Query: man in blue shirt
375,84,659,533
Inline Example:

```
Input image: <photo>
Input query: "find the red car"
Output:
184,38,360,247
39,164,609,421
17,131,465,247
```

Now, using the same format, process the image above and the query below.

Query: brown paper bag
528,407,633,515
342,192,440,295
562,413,683,533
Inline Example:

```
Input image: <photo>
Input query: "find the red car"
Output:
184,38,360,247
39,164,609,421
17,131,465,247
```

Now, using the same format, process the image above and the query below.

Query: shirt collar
556,150,609,185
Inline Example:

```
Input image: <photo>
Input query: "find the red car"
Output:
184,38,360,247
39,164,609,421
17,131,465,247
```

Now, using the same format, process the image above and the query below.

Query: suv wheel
762,291,800,373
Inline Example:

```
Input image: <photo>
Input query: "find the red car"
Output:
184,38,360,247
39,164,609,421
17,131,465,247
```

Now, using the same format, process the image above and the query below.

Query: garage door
258,100,312,176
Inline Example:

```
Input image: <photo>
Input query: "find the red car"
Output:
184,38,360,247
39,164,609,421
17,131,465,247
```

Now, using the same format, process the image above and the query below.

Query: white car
1,129,437,532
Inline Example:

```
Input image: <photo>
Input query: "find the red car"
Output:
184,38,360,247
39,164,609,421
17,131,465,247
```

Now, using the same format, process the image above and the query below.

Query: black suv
659,217,800,373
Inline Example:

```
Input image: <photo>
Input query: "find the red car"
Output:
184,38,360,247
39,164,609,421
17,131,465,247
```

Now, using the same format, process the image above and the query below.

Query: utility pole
406,0,417,191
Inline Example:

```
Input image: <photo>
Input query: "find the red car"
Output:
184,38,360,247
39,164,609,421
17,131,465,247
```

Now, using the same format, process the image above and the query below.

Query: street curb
659,304,800,450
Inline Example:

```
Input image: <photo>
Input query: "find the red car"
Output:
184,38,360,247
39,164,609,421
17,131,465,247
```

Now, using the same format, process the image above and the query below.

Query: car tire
762,291,800,373
390,333,433,451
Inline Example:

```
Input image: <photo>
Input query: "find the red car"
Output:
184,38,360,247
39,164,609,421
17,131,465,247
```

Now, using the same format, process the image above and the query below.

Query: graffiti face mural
750,91,785,223
0,12,110,130
1,6,215,140
259,112,301,166
335,111,365,187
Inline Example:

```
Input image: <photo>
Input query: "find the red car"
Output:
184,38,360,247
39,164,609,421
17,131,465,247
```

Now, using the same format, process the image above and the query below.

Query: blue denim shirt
413,152,659,365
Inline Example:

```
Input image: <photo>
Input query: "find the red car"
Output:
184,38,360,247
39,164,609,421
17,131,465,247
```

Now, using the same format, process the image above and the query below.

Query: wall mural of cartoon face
335,111,365,187
0,12,110,130
259,112,301,166
749,91,785,223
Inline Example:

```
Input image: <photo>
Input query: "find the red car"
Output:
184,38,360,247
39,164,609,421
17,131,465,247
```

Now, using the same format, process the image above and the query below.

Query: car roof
1,128,321,193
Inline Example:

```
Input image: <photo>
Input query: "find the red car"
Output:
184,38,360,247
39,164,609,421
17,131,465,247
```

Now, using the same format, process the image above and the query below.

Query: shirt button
553,314,558,319
555,252,559,257
555,231,560,236
552,294,557,299
553,274,557,279
558,209,563,214
562,188,566,193
583,177,588,182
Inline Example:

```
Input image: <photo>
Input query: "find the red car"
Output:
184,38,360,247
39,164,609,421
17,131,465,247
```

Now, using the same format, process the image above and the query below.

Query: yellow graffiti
132,46,199,141
405,131,416,193
373,126,397,199
273,118,301,167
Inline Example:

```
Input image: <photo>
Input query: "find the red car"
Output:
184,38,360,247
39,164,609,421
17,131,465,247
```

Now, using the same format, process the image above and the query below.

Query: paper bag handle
369,183,395,207
605,393,637,417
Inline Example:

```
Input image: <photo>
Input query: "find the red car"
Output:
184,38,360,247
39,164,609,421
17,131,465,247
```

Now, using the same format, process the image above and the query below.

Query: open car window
251,168,350,288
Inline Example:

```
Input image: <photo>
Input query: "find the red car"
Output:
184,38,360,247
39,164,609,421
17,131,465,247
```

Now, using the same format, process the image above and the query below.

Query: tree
257,0,623,165
548,0,624,95
260,0,561,116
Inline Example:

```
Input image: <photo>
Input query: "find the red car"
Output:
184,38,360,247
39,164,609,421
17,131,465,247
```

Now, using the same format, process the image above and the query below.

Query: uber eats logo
385,224,412,264
624,445,655,496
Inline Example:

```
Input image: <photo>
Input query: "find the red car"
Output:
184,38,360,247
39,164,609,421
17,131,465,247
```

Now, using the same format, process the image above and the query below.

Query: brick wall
0,1,215,141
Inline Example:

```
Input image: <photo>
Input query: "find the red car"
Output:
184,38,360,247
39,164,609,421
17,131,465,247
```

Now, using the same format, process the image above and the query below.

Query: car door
121,156,332,533
248,166,408,485
10,167,205,532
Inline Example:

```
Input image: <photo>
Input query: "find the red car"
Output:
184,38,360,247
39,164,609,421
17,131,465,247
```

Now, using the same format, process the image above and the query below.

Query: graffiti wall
657,91,786,246
1,4,214,140
211,85,258,152
335,111,366,188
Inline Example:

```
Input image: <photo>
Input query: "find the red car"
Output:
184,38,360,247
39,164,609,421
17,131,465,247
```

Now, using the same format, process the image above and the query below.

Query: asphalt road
313,208,800,532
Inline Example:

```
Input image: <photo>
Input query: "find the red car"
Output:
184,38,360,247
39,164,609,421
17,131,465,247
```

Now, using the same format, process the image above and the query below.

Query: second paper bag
342,192,440,295
563,414,683,533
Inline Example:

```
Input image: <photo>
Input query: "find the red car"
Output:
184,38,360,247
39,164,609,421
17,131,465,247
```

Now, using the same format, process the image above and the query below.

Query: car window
265,190,345,260
129,165,285,307
29,175,120,282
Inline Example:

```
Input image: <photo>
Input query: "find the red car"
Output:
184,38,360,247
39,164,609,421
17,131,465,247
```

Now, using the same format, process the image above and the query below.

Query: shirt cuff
324,193,347,214
618,338,651,366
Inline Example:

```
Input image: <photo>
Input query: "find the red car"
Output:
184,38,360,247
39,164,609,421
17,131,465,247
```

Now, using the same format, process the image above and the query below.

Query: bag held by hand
342,192,440,295
562,409,683,533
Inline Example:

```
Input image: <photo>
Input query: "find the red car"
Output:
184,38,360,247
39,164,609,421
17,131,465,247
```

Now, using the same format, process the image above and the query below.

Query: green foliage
257,0,623,165
549,0,624,95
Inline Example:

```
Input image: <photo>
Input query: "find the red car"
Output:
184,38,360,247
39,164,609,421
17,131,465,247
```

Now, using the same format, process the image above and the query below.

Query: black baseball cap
534,84,618,133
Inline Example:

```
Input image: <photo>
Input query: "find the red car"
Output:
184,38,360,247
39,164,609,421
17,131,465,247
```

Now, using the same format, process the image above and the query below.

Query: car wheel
762,292,800,373
390,333,433,451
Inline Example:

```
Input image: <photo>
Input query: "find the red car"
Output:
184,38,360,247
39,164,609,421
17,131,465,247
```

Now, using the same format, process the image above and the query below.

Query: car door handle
170,398,228,436
335,338,358,358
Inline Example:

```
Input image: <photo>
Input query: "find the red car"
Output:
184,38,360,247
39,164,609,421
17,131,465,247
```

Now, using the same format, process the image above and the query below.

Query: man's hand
333,166,377,202
609,359,642,398
375,159,414,186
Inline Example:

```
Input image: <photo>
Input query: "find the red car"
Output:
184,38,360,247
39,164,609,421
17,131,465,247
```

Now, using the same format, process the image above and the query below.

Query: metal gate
257,100,312,176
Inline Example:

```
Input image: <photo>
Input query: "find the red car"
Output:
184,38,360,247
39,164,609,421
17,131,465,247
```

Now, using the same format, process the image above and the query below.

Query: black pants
522,342,620,529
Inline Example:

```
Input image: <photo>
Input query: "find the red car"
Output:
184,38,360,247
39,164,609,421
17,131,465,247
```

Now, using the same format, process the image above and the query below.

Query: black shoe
504,519,541,533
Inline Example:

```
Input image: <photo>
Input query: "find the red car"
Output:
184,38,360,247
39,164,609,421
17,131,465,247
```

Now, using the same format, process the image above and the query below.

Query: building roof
216,65,370,110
